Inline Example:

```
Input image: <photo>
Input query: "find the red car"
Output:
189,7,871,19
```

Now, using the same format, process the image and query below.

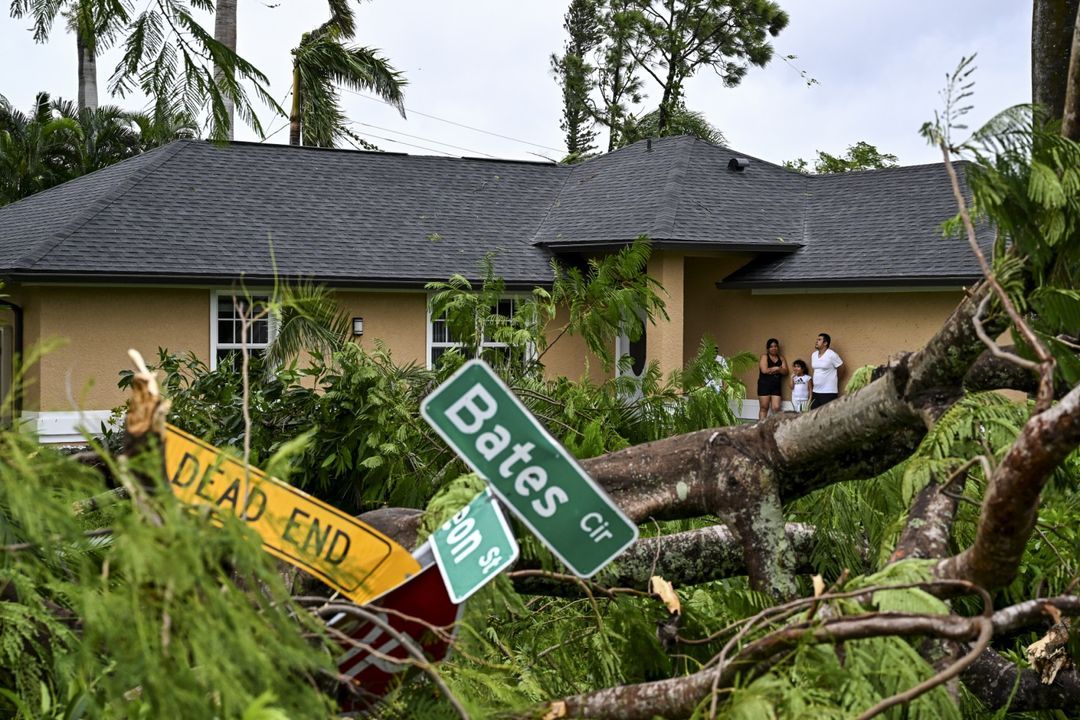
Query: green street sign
421,360,638,578
430,489,518,604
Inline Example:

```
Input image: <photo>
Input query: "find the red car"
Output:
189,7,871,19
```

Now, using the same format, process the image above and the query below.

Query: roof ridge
650,136,694,237
805,159,968,178
14,141,193,270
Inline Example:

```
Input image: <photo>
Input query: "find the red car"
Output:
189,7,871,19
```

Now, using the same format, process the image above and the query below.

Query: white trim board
20,410,116,444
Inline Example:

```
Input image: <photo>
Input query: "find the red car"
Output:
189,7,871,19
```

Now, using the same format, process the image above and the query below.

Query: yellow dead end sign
164,424,420,605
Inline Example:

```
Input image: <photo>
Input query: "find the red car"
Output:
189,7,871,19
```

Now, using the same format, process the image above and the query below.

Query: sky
0,0,1032,167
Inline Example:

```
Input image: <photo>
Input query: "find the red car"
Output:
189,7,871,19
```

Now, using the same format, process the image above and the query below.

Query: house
0,135,987,442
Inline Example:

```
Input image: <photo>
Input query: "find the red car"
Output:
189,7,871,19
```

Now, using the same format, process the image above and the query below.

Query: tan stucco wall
541,304,610,384
334,291,428,366
9,271,964,417
20,286,210,411
682,261,964,399
648,250,685,377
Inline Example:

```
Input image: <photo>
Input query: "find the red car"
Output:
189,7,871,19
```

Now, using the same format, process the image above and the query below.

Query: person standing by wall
756,338,788,420
810,333,843,409
790,359,812,412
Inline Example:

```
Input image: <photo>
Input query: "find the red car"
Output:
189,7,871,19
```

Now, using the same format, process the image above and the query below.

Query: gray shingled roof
721,161,990,287
0,136,983,287
535,136,803,251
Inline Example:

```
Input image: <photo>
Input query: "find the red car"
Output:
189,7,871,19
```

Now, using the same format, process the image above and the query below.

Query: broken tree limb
936,383,1080,589
891,465,969,563
544,612,987,720
961,647,1080,712
510,523,818,597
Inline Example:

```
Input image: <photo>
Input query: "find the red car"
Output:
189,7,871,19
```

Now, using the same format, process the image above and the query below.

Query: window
428,297,528,368
211,293,274,370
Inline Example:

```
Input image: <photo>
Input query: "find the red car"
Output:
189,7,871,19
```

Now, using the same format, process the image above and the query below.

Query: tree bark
1033,0,1080,121
214,0,238,140
512,523,819,596
76,24,98,112
935,383,1080,588
962,647,1080,712
289,62,302,146
1062,0,1080,138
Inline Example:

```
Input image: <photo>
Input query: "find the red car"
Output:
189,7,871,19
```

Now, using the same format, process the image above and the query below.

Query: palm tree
10,0,276,142
132,109,199,150
52,98,141,173
214,0,238,139
289,1,406,147
9,0,129,112
264,281,351,370
618,103,726,147
0,93,82,205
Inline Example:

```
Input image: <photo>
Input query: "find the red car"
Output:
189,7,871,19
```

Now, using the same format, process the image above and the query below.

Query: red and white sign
332,552,463,709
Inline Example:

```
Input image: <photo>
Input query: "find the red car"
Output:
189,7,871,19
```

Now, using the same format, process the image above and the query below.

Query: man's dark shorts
810,393,838,409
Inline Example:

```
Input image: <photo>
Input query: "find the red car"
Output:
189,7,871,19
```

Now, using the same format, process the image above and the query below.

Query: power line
341,88,564,153
346,121,496,157
347,131,456,157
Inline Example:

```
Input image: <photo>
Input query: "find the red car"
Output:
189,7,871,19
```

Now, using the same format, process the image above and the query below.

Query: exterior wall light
352,317,364,336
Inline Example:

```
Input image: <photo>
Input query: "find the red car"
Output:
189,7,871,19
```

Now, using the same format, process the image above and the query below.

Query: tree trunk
289,63,302,146
76,24,98,112
1062,3,1080,138
1032,0,1080,120
214,0,238,140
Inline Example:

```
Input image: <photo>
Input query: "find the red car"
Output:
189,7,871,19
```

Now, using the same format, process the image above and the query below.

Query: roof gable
533,136,804,250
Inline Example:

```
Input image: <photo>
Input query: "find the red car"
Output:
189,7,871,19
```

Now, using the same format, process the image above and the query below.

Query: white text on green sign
421,360,638,577
430,489,518,603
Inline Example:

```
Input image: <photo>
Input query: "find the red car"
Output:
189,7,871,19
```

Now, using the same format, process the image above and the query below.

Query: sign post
164,424,421,605
430,489,518,603
421,360,638,578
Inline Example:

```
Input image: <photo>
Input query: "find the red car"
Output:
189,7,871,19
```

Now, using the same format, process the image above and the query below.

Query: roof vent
728,157,750,172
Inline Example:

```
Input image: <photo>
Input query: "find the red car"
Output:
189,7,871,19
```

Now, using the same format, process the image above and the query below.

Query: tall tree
784,141,899,173
594,0,644,150
288,0,406,147
52,97,142,173
613,0,789,136
11,0,279,141
551,0,602,158
9,0,129,112
0,92,80,205
618,102,725,145
1032,0,1080,123
214,0,238,139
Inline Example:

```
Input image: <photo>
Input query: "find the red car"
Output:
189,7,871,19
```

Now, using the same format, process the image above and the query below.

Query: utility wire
346,121,496,157
347,131,456,157
341,88,564,153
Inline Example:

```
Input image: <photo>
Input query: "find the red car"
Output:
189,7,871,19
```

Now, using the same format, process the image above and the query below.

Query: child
791,359,812,412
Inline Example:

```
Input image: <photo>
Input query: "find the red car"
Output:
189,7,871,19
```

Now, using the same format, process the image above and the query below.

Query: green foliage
619,102,726,146
551,0,602,156
609,0,788,138
548,236,668,370
291,3,406,148
0,432,337,718
146,249,742,515
783,141,899,174
0,93,82,205
0,91,197,207
562,0,781,149
923,61,1080,386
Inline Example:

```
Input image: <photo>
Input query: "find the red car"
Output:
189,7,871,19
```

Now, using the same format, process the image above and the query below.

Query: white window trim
425,294,534,369
209,290,277,370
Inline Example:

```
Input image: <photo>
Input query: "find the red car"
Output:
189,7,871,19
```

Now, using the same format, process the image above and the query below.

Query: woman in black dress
757,337,788,420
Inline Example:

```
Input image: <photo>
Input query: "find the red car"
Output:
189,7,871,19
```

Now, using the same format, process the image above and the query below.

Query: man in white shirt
810,333,844,409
